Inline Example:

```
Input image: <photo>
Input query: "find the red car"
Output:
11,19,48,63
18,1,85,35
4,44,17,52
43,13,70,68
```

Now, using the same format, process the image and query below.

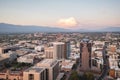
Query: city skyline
0,0,120,30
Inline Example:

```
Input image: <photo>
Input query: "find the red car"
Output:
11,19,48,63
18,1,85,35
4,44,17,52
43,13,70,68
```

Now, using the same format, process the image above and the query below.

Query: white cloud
57,17,78,28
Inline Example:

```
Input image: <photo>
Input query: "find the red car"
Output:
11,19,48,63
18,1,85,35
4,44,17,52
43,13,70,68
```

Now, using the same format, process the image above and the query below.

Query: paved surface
65,71,71,80
97,45,109,80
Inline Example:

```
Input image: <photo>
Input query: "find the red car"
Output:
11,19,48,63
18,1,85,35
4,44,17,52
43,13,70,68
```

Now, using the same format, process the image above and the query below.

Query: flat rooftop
0,56,9,61
24,66,44,73
52,42,64,45
36,59,58,67
56,73,64,80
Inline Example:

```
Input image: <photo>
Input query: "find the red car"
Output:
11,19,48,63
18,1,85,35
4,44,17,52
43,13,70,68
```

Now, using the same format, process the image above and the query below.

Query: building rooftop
56,73,64,80
83,38,89,42
81,38,91,43
36,59,58,67
0,56,9,61
61,60,75,69
24,66,45,73
52,42,64,45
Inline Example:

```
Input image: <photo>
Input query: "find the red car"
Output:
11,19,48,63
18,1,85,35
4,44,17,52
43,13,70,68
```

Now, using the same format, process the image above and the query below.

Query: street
97,45,109,80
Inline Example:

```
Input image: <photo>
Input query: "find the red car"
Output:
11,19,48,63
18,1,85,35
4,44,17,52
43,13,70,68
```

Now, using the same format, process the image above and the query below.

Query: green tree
69,71,80,80
82,72,94,80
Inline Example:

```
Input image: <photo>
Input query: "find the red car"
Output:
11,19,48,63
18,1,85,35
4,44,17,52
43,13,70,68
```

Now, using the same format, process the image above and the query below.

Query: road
97,45,109,80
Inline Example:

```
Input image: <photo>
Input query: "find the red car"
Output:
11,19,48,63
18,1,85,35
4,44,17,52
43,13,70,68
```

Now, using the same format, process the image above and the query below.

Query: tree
69,71,80,80
82,72,94,80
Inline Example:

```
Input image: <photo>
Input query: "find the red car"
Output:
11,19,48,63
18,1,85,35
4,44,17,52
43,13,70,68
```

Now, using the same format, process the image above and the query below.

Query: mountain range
0,23,120,33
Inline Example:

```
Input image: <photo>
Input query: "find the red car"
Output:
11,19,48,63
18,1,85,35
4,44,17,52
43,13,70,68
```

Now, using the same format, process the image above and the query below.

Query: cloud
57,17,78,28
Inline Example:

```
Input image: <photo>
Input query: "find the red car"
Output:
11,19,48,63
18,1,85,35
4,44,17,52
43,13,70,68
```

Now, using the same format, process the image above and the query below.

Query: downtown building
36,59,59,80
0,59,59,80
108,45,120,79
64,41,71,59
45,42,70,59
80,38,92,71
23,59,59,80
23,66,46,80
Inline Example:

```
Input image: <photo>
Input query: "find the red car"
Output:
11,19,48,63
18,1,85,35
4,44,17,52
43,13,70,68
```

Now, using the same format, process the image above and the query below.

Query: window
6,75,8,79
29,74,34,80
46,69,49,80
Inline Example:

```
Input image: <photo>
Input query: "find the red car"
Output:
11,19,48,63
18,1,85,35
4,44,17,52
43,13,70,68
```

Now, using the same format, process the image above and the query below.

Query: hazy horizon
0,0,120,30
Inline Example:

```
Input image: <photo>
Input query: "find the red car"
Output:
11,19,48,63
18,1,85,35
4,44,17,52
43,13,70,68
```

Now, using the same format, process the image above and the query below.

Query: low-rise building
91,57,103,72
17,54,35,64
0,70,23,80
60,60,75,72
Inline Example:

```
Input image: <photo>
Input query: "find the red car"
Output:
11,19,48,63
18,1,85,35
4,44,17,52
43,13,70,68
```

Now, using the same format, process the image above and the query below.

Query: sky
0,0,120,30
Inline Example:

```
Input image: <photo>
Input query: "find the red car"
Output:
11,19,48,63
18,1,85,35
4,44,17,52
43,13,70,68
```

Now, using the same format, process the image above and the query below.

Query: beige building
0,46,19,54
0,70,23,80
45,47,54,59
23,66,46,80
0,47,3,54
45,42,66,59
36,59,59,80
60,60,75,72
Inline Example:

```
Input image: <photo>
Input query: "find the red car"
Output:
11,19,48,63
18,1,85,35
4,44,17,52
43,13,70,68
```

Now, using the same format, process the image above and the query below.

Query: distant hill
71,27,120,32
100,27,120,32
0,23,120,33
0,23,69,33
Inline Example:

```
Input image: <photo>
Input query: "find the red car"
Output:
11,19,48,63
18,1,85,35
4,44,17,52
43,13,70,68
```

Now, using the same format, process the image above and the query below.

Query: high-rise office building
53,42,65,59
45,42,70,59
64,41,71,59
80,38,92,71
